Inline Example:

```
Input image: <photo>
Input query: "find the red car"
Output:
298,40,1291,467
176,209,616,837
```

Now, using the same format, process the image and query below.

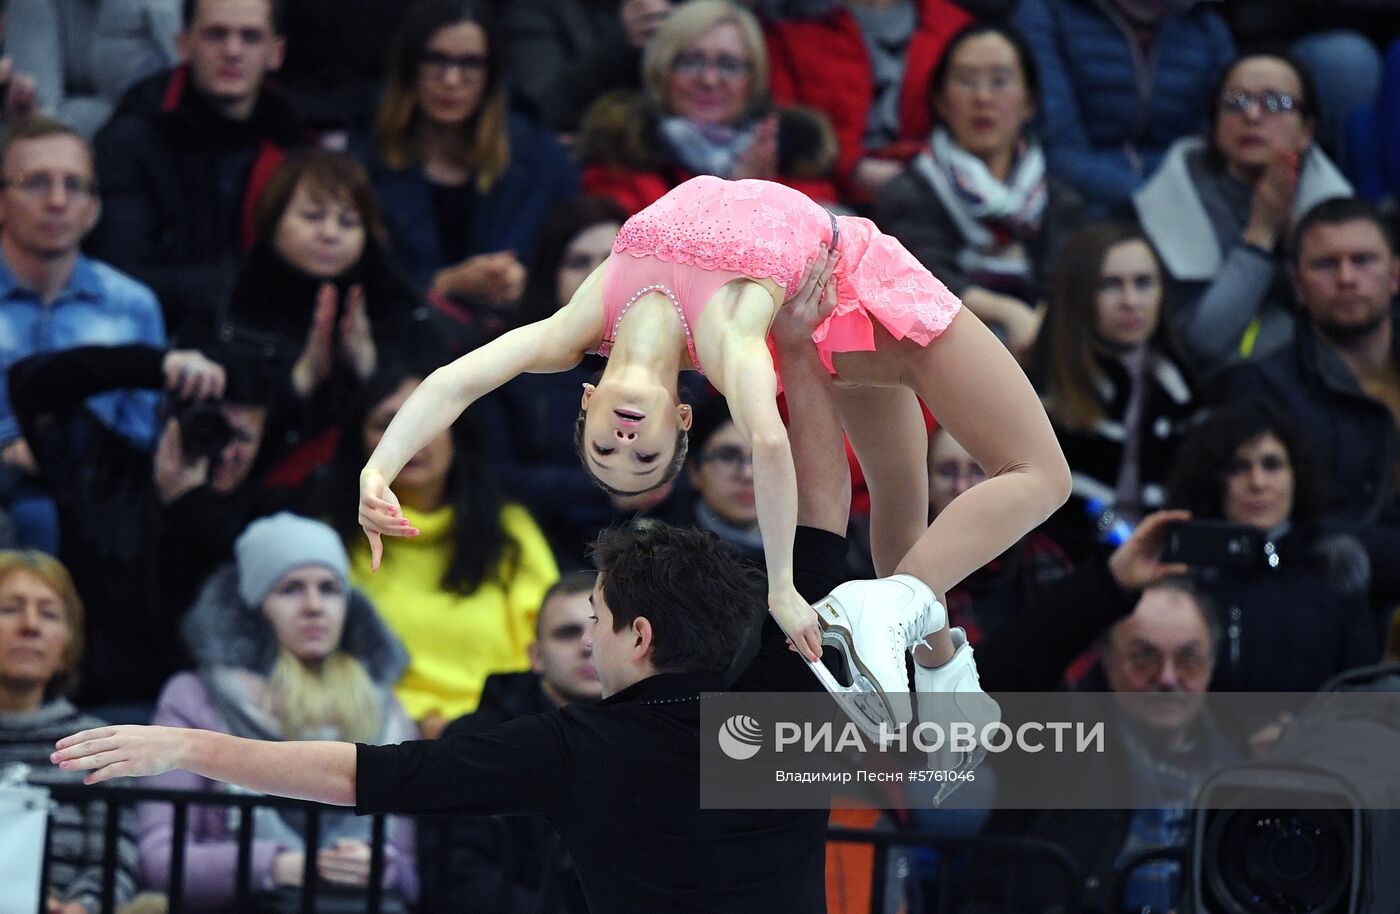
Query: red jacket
582,162,837,216
577,93,840,215
764,0,972,196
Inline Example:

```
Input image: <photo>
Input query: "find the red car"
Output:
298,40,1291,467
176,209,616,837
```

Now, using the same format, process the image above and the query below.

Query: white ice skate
914,627,1000,806
807,574,946,743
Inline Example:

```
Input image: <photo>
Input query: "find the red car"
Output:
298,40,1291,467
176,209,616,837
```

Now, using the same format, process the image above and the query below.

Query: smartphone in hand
1161,520,1273,569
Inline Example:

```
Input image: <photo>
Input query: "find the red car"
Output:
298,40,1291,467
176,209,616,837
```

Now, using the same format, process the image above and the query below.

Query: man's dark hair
589,522,765,673
573,408,689,497
536,570,598,639
182,0,286,34
1129,576,1223,654
1290,196,1397,265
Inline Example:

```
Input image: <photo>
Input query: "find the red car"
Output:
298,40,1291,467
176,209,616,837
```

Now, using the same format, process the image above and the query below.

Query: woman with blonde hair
352,0,579,311
579,0,838,213
0,550,141,913
137,514,418,911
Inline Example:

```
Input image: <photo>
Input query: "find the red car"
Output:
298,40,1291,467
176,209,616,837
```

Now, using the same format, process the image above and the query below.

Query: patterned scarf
914,127,1048,283
659,115,760,178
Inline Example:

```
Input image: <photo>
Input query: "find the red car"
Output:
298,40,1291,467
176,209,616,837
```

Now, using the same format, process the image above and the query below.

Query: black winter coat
89,66,312,338
216,240,441,468
1223,317,1400,597
1196,528,1380,694
9,346,284,705
1047,351,1198,560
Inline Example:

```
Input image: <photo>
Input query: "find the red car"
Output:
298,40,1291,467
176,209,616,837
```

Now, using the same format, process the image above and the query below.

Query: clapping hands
292,283,377,398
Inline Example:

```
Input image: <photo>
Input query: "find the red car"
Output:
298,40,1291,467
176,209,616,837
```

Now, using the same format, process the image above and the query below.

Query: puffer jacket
1013,0,1235,210
137,567,419,910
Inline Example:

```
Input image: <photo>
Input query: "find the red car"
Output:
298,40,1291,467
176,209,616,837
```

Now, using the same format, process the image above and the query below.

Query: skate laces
893,581,930,651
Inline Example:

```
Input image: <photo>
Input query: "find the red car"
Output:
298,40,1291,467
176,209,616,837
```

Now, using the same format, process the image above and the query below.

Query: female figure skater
358,175,1070,721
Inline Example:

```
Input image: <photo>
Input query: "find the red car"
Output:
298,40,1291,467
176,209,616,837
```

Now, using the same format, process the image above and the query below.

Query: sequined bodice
612,177,835,291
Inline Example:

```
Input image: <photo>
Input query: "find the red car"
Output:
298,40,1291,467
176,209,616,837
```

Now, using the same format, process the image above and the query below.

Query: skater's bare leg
833,384,929,577
888,309,1070,668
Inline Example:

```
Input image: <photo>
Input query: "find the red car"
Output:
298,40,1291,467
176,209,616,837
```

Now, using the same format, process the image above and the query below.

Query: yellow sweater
350,503,558,721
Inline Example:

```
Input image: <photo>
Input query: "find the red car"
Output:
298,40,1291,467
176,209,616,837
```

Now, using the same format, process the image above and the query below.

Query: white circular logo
718,715,764,760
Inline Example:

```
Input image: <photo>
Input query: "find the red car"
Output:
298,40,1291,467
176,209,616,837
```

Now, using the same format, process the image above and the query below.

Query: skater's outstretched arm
53,726,358,805
359,263,608,568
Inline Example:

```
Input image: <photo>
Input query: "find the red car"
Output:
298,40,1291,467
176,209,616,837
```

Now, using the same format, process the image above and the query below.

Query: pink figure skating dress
599,176,962,373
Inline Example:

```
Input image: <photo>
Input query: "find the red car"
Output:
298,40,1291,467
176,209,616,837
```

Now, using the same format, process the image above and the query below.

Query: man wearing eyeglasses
0,115,165,552
1095,578,1238,913
975,576,1239,914
89,0,309,340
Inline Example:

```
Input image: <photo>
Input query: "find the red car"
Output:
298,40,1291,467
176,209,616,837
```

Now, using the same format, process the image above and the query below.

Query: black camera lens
1205,808,1351,914
172,402,235,465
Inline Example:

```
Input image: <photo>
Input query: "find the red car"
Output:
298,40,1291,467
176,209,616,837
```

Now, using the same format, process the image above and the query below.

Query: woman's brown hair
1038,222,1172,432
375,0,510,195
251,148,388,248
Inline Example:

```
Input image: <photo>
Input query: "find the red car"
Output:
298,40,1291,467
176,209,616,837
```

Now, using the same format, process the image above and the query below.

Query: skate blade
805,656,898,744
816,618,912,739
930,746,987,807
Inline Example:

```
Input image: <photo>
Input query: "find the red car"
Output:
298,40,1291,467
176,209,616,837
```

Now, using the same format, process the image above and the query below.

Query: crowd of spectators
1,0,1398,910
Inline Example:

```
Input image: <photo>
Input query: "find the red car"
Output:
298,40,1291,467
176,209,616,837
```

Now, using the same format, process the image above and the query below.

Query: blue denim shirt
0,253,166,446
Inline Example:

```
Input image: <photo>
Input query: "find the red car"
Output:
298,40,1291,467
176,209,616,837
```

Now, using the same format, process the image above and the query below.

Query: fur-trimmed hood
577,90,838,180
1310,532,1371,598
180,566,409,686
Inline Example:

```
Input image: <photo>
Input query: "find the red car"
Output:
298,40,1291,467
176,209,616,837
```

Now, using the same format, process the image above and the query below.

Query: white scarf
659,115,760,178
914,127,1048,281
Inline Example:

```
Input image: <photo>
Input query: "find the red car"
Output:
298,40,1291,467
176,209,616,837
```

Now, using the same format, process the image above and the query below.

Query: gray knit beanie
235,513,351,608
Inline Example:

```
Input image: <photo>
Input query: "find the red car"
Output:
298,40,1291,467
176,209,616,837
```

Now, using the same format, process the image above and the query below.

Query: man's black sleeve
355,711,570,820
976,553,1139,692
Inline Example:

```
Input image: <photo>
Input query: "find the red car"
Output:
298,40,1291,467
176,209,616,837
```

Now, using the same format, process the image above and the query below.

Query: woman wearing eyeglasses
1133,52,1353,379
1166,401,1378,693
873,21,1085,363
577,0,838,215
679,397,764,567
349,0,579,321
